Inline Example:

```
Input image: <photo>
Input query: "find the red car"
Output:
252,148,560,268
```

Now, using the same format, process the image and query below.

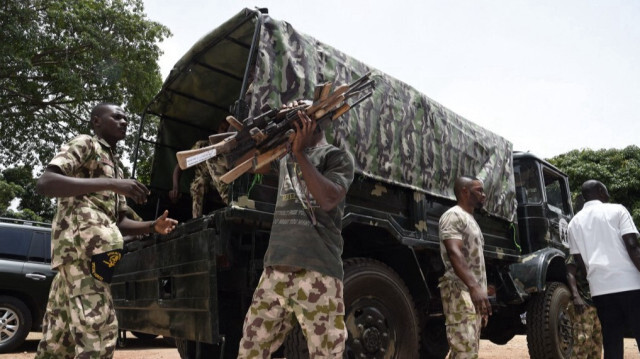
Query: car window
28,231,51,263
0,227,30,260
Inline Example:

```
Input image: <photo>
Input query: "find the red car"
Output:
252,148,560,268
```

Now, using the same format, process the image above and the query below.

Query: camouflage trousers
190,163,229,218
568,303,602,359
237,267,346,358
35,260,118,359
439,279,482,359
190,170,211,218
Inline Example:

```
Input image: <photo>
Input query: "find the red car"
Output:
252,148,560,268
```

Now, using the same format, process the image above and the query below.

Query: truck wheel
282,324,309,359
421,317,449,359
526,281,573,359
343,258,420,358
176,339,195,359
175,339,222,359
0,295,32,354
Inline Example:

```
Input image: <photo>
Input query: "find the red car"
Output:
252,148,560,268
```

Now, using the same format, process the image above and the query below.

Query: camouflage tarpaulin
143,8,516,222
246,16,517,222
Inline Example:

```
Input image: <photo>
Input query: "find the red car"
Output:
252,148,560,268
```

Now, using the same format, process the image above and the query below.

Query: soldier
34,103,178,359
169,121,230,218
237,105,355,358
438,176,492,358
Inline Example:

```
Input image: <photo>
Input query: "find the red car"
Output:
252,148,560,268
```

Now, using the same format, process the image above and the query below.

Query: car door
22,229,56,318
0,227,30,290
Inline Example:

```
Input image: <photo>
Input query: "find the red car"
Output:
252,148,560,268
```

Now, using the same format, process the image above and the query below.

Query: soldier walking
236,106,355,358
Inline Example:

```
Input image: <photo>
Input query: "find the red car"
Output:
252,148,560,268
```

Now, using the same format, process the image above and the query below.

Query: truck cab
514,151,573,254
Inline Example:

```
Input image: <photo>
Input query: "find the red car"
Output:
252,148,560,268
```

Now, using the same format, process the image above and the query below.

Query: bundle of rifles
176,72,374,184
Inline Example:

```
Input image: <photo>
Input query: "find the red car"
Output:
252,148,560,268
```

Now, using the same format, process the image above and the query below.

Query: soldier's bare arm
566,263,586,314
118,209,178,236
291,110,346,212
37,166,150,204
622,233,640,272
443,239,492,318
169,164,182,203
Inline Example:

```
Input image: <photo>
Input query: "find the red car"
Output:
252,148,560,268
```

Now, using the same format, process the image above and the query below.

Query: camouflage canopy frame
138,8,517,222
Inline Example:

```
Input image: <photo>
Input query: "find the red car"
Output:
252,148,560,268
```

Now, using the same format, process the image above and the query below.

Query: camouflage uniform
36,135,127,359
438,205,487,359
566,256,602,359
238,145,354,358
237,267,346,358
189,140,229,218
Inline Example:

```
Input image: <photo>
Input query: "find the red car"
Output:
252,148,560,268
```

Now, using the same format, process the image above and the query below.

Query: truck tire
421,317,449,359
0,295,32,354
176,339,223,359
343,258,420,358
526,281,573,359
176,339,196,359
282,324,309,359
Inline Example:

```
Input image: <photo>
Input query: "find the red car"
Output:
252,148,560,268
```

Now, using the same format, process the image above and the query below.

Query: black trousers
592,289,640,359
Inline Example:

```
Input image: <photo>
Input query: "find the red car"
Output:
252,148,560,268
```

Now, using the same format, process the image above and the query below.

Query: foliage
2,166,56,220
0,178,23,214
3,208,46,223
548,145,640,226
0,0,170,172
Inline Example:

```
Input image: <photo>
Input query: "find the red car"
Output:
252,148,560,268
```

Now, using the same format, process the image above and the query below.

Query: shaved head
453,175,486,213
89,102,119,130
454,176,480,199
581,180,609,202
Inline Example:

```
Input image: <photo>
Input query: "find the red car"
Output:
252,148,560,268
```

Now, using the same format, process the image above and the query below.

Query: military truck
112,8,574,359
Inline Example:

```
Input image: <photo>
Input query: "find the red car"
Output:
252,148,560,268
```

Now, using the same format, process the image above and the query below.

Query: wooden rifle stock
175,132,235,170
220,132,295,184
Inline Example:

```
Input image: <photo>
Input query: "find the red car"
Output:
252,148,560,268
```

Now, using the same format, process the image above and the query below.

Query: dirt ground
3,332,639,358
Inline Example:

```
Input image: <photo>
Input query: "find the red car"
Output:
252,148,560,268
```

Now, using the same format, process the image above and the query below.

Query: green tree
2,166,56,220
0,178,23,215
0,0,170,171
548,145,640,226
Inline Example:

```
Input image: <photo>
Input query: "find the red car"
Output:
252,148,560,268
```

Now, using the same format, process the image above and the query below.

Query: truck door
540,165,573,251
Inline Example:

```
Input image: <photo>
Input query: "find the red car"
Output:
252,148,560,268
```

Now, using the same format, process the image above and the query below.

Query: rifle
175,72,374,184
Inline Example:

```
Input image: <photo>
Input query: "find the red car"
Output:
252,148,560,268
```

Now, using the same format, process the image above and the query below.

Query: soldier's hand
572,295,587,315
292,110,317,154
482,313,489,328
168,188,181,203
470,285,492,318
151,210,178,235
113,178,150,204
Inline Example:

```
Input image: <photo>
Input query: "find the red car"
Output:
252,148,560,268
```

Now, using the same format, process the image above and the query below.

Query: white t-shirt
568,200,640,296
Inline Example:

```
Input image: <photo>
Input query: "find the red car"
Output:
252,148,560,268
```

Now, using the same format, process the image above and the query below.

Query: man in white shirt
568,180,640,359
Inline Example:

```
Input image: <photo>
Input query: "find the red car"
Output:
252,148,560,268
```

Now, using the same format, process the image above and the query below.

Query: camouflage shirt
439,205,487,290
263,144,355,280
48,135,127,268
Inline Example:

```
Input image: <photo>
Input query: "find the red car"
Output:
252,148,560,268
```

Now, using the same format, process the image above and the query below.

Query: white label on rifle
186,148,217,168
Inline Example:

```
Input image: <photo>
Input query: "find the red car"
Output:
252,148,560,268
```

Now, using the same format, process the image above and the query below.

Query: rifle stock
220,143,290,184
175,132,236,170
